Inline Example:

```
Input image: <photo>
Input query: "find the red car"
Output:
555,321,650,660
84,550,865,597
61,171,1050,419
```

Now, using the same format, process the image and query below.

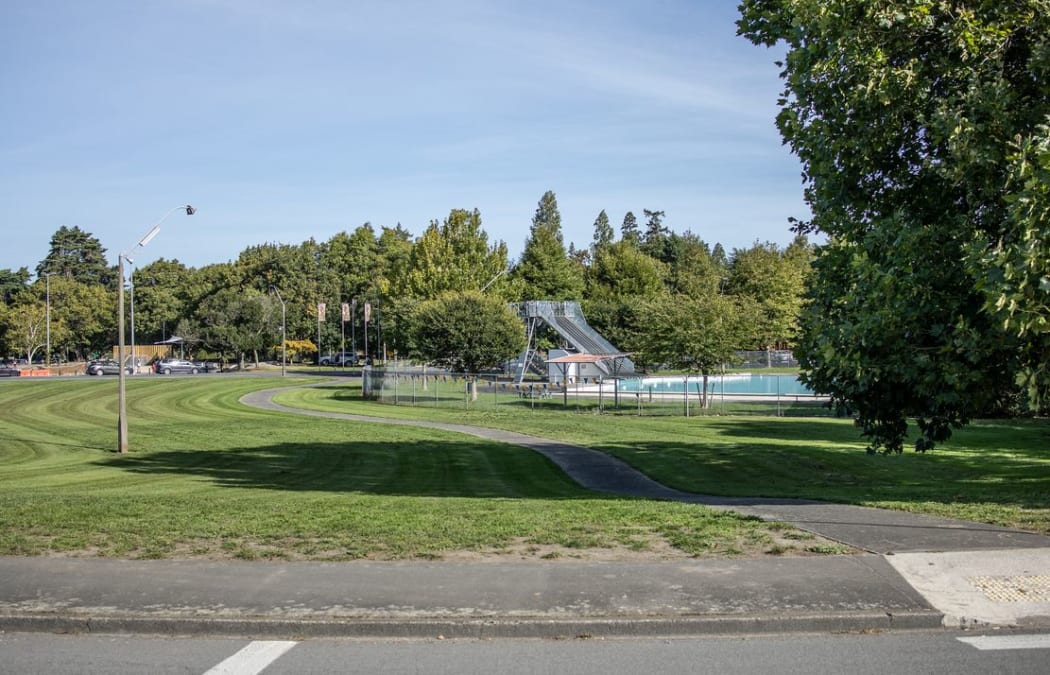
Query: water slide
511,301,635,381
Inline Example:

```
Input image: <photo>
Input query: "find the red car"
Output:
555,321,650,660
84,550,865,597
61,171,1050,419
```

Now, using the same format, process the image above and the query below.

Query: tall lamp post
271,286,286,377
44,271,51,368
127,265,136,374
117,205,195,453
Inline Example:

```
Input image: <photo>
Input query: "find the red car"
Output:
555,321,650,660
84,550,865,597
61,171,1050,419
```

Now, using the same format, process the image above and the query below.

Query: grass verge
0,378,833,560
277,380,1050,535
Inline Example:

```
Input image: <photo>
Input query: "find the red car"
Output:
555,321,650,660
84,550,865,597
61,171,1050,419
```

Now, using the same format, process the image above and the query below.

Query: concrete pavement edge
0,609,946,640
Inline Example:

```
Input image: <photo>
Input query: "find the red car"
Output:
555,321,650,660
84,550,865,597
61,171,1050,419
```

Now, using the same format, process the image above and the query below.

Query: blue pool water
618,374,814,396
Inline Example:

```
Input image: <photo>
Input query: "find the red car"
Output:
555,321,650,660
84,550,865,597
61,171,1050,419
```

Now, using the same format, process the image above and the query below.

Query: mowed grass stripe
1,378,796,560
274,380,1050,534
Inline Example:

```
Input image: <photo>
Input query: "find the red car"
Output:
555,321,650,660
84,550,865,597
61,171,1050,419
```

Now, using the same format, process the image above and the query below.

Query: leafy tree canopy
406,291,525,378
739,0,1050,452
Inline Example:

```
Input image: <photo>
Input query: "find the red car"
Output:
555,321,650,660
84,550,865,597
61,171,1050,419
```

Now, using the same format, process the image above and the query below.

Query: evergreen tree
513,191,584,301
641,209,669,261
711,243,729,273
620,211,640,247
591,210,615,254
0,268,30,305
37,226,111,286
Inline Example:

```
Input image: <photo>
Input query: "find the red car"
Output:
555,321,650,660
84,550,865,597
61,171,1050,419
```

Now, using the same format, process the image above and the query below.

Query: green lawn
279,380,1050,535
0,378,814,561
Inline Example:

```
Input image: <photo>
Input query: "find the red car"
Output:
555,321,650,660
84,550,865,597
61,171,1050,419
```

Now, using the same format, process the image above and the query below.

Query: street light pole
117,205,195,453
128,265,136,374
271,286,286,377
44,272,51,368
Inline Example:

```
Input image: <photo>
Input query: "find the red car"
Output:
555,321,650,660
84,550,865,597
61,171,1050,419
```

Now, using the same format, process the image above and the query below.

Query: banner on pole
317,302,326,322
364,302,371,324
341,302,350,322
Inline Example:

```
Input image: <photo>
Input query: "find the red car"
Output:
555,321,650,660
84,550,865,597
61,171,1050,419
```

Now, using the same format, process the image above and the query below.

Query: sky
1,0,808,276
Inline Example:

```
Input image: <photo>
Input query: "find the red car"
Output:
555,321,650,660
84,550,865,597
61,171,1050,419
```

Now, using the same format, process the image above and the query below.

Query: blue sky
1,0,807,275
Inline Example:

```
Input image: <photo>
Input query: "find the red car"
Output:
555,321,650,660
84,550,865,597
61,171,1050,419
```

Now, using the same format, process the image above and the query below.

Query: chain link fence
363,367,834,418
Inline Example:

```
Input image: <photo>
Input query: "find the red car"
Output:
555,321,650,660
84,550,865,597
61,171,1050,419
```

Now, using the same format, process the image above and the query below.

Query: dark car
153,358,204,375
86,359,132,376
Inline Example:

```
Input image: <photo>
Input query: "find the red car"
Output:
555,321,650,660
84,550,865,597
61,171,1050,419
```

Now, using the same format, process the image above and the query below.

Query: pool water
618,374,814,396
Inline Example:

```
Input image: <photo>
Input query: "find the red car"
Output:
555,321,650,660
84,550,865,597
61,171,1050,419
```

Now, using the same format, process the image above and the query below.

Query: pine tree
513,191,584,301
620,211,640,247
37,226,111,286
591,210,614,254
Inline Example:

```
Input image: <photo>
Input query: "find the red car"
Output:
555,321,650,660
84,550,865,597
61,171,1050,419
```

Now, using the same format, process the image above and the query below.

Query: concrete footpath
1,387,1047,639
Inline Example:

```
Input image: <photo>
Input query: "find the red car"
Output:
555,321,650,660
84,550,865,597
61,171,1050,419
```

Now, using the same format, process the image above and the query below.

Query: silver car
153,359,203,375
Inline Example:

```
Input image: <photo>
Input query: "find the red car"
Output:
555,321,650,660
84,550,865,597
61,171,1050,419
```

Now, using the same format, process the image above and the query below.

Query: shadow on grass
99,439,595,499
589,435,1050,511
97,427,1050,513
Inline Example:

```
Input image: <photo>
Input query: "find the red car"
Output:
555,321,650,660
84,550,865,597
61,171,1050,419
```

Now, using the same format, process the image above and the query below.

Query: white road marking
204,640,298,674
957,634,1050,651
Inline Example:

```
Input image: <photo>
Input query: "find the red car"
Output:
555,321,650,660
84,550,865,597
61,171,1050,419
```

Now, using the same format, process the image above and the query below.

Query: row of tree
0,193,812,379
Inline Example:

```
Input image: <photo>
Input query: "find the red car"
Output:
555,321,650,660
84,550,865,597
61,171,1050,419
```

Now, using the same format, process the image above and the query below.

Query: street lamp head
137,225,161,248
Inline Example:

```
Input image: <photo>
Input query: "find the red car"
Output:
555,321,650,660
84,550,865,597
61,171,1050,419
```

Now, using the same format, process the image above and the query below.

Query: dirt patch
25,528,855,562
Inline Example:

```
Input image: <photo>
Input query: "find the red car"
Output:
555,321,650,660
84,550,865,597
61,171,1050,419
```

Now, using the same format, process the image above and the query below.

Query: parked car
86,359,133,376
0,361,19,377
319,352,358,366
153,358,205,375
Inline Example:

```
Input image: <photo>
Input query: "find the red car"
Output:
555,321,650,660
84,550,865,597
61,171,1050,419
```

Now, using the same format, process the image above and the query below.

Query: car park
153,358,205,375
86,359,133,376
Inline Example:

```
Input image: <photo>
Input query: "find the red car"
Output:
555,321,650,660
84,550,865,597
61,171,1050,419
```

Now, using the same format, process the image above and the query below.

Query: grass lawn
278,380,1050,535
0,378,822,561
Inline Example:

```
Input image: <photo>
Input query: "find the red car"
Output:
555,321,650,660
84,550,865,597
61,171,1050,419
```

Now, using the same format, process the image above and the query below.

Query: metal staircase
510,301,635,382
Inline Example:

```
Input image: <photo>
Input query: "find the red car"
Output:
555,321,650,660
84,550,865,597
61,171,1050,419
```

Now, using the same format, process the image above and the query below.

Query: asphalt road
2,631,1049,675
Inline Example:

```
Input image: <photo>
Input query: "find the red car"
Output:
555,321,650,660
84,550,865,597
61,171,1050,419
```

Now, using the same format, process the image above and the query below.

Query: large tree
740,0,1050,452
620,211,640,247
40,275,111,360
631,293,751,407
0,297,49,363
640,209,669,262
726,238,812,354
590,210,615,255
196,287,279,367
405,291,525,400
37,226,111,286
513,191,584,301
399,209,509,300
130,259,193,344
0,268,30,305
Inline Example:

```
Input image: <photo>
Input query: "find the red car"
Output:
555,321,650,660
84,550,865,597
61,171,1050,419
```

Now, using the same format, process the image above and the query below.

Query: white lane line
204,640,298,675
957,634,1050,651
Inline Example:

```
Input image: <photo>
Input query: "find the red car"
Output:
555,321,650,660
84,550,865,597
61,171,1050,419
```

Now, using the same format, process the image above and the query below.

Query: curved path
242,386,1050,555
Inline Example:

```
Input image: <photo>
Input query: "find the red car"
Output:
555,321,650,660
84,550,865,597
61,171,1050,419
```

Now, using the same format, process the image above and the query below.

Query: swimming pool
618,374,815,396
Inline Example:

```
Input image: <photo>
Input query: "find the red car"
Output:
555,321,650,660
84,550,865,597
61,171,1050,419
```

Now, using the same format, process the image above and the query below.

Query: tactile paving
967,575,1050,602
